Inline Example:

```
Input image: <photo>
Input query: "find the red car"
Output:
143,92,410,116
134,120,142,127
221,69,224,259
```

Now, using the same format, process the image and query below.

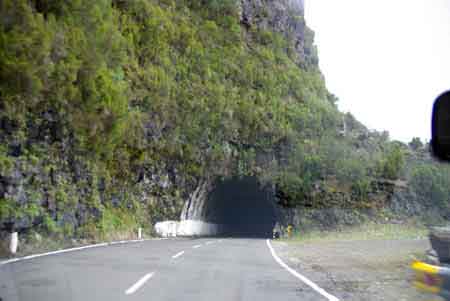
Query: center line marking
192,244,202,249
172,251,185,259
125,272,154,295
266,239,339,301
205,241,214,245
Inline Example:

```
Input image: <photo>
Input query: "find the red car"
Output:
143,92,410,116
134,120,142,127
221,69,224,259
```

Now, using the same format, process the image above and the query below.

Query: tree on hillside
409,137,423,151
378,144,405,180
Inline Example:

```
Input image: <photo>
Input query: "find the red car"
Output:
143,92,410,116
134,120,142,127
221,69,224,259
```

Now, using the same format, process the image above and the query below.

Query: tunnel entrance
205,177,277,238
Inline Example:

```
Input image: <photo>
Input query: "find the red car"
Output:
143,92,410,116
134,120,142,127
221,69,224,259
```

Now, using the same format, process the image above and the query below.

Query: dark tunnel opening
205,177,277,238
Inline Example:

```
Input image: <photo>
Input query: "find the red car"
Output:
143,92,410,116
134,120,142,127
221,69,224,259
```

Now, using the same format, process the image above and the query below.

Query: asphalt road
0,238,333,301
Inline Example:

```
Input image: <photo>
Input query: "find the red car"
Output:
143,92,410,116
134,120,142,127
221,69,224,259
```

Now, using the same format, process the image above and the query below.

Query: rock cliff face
1,0,437,245
180,0,313,225
240,0,316,67
1,0,315,238
0,142,184,233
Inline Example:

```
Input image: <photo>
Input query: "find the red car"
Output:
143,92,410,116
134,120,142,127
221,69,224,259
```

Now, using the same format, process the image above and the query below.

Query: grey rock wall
240,0,316,67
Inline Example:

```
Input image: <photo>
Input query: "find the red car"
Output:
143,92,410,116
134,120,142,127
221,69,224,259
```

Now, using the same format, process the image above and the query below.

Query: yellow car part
411,261,442,294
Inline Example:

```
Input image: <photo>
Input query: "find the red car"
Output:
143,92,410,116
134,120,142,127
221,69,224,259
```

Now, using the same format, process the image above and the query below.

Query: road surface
0,238,335,301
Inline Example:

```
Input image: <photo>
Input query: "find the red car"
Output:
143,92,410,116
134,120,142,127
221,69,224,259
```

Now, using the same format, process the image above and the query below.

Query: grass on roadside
284,222,428,243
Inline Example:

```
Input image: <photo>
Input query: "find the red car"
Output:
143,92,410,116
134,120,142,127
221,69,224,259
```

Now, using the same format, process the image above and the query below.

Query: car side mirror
432,91,450,161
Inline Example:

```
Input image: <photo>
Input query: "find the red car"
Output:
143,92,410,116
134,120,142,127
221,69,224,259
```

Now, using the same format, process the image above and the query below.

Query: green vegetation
287,222,428,243
0,0,448,242
410,162,450,212
377,144,405,180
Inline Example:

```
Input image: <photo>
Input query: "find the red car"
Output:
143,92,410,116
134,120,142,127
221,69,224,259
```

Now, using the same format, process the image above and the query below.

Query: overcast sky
304,0,450,143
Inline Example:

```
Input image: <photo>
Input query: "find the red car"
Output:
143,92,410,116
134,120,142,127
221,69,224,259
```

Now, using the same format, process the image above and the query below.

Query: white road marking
192,244,202,249
266,239,340,301
172,251,185,259
218,239,223,243
0,243,107,265
125,272,154,295
0,238,167,266
205,241,215,245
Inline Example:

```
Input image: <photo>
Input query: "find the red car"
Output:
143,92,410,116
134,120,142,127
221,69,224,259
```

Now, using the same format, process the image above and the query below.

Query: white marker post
138,227,142,239
9,232,18,255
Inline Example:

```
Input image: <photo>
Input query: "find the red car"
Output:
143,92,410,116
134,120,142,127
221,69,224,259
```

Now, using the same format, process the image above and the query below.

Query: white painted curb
0,238,168,266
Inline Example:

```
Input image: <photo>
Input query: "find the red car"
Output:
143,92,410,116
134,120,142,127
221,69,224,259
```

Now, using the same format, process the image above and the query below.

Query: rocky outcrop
3,0,315,239
0,137,186,236
240,0,317,67
174,1,314,233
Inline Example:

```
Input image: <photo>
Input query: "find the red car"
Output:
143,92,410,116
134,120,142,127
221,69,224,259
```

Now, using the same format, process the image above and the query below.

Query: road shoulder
272,238,433,300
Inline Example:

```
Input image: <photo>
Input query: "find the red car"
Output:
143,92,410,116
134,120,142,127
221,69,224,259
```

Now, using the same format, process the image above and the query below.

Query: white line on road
0,238,167,266
0,243,108,265
192,244,202,249
125,272,154,295
205,241,215,245
172,251,185,259
266,239,340,301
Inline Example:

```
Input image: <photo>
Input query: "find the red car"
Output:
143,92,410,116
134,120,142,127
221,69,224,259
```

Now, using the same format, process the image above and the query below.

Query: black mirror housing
431,91,450,161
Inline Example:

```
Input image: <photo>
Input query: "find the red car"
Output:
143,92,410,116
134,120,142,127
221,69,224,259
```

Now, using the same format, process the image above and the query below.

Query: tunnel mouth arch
203,176,277,238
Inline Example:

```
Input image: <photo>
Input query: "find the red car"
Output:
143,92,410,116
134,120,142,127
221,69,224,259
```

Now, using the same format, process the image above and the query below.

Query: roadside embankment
273,223,434,300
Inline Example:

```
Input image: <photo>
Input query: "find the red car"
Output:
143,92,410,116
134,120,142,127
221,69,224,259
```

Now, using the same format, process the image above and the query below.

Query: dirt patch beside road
273,239,437,301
